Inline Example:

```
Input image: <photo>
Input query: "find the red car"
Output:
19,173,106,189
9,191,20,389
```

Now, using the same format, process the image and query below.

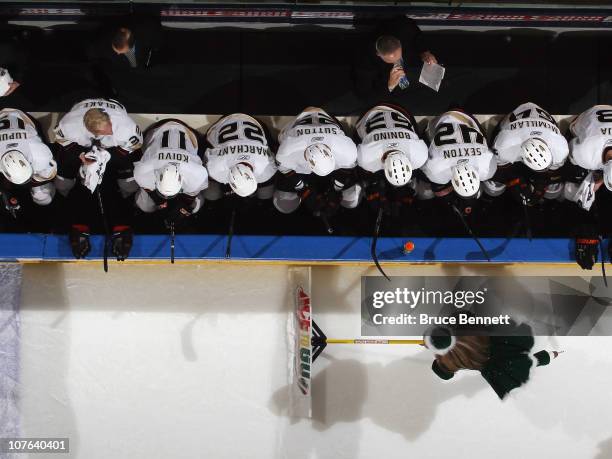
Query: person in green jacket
424,323,563,399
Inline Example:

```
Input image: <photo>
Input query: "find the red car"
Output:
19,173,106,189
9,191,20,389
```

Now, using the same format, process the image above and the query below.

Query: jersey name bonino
509,120,560,134
372,130,414,141
157,151,189,162
443,146,484,159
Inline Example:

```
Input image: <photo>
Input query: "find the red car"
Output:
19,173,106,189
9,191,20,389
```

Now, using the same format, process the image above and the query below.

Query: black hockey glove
165,196,194,225
1,193,21,218
69,224,91,259
507,178,537,207
316,189,342,218
365,180,389,214
442,192,476,217
575,237,599,270
111,225,133,262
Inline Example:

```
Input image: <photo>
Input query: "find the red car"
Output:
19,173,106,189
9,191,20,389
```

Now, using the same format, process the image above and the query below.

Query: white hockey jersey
0,108,56,180
356,105,428,173
493,102,568,168
134,121,208,196
423,111,496,185
53,98,142,153
205,113,276,184
276,109,357,174
569,105,612,171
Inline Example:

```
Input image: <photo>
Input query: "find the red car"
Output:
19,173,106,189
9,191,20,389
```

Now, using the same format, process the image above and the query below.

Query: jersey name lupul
0,131,26,142
0,111,31,143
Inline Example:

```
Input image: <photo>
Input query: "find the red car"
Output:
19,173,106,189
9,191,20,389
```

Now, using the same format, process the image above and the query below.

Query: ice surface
11,263,612,459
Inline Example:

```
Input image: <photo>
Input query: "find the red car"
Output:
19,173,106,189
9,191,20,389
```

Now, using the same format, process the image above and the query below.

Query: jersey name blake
158,151,189,162
0,131,26,142
509,120,559,134
295,127,339,136
219,145,270,156
442,146,484,159
82,100,122,111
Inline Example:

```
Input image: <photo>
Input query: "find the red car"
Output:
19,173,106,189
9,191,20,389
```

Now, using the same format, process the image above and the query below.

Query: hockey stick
225,207,236,259
96,188,110,273
320,213,334,234
326,338,424,345
451,203,491,262
599,236,607,287
311,320,422,363
521,197,533,241
593,200,608,287
170,221,175,264
371,207,390,281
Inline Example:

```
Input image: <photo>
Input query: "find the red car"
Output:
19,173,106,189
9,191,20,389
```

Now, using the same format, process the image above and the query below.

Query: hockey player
355,104,428,217
274,107,359,225
53,98,143,261
204,113,276,201
489,102,568,208
564,105,612,270
0,108,57,218
133,119,208,225
422,109,497,214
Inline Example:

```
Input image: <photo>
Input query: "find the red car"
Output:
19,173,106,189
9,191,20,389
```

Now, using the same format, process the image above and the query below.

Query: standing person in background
87,16,163,96
353,15,438,105
0,35,29,99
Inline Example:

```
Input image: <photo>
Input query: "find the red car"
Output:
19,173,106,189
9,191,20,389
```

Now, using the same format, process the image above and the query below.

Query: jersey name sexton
443,146,484,159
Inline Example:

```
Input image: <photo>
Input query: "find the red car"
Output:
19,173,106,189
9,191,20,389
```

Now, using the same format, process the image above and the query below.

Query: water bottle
393,61,409,90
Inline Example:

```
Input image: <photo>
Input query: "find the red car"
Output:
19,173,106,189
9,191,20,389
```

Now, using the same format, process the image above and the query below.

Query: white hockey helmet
0,150,33,185
383,150,413,187
229,163,257,197
0,68,13,96
155,162,183,198
603,159,612,192
451,163,480,198
521,138,552,171
304,143,335,176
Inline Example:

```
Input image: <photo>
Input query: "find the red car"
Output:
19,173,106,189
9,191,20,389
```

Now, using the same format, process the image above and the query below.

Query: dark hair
375,35,401,56
604,146,612,162
435,336,491,373
111,27,134,49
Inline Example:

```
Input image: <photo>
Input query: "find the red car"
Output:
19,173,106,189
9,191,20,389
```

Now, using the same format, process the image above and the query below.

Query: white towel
576,171,596,211
79,147,111,193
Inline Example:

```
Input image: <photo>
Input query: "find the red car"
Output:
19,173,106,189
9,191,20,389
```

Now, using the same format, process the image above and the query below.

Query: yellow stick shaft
326,339,424,345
